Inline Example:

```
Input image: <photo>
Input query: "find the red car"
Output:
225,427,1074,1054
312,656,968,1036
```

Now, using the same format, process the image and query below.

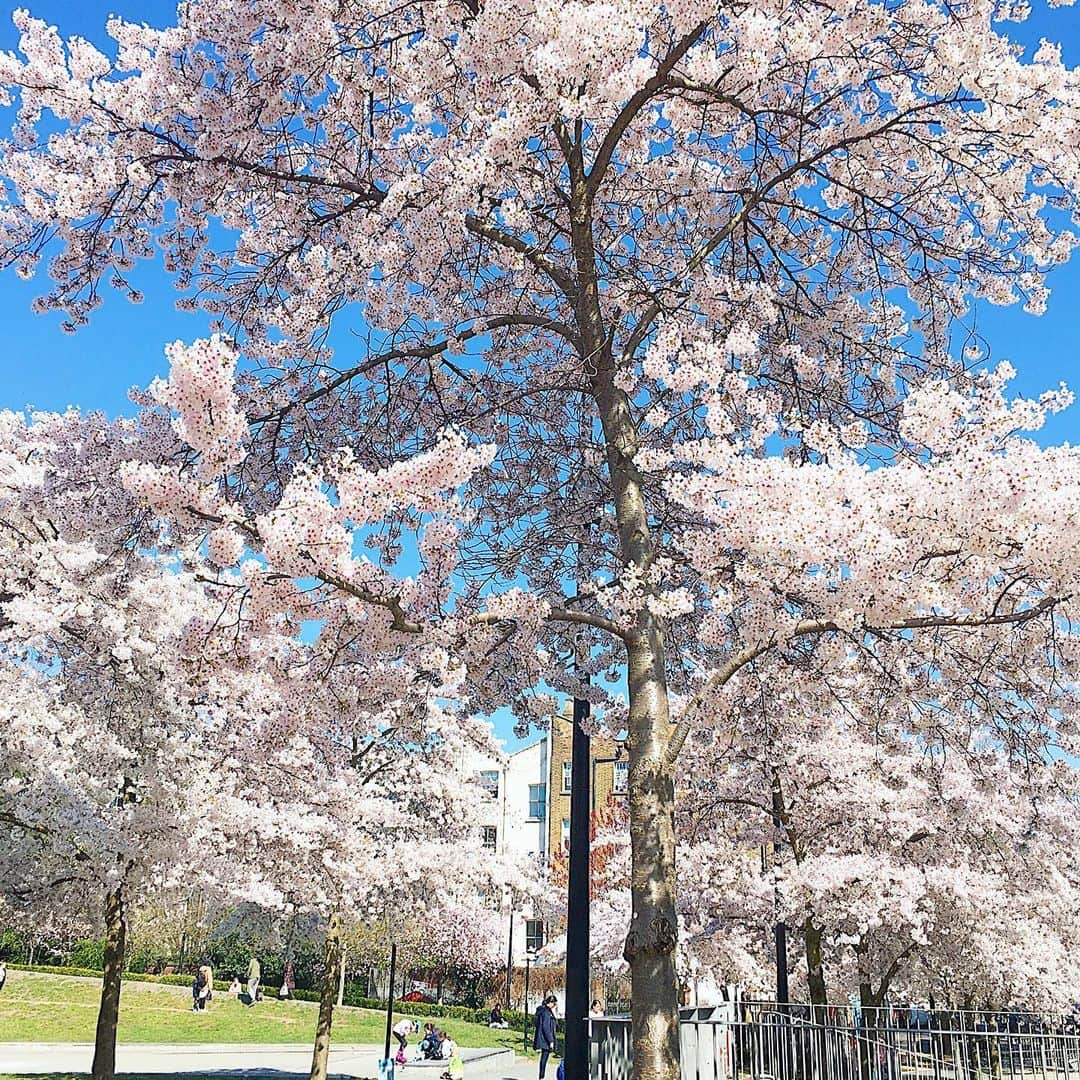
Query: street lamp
523,948,538,1052
505,908,515,1011
565,696,591,1079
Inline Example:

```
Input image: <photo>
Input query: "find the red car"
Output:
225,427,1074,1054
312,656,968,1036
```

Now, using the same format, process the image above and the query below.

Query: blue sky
0,1,1078,749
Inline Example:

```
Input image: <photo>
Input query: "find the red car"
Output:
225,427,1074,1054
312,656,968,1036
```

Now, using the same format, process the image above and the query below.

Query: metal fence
590,1004,1080,1080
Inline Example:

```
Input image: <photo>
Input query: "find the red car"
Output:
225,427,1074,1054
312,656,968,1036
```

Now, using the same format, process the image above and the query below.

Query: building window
482,826,497,851
478,770,500,799
613,759,629,795
561,817,570,851
525,919,545,953
561,760,572,793
528,783,547,820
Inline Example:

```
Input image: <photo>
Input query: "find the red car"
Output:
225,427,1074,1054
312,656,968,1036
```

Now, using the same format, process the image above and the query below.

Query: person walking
533,995,557,1080
246,955,260,1005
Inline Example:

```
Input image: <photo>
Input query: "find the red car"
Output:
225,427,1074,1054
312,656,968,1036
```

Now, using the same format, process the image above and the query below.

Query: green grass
0,972,529,1054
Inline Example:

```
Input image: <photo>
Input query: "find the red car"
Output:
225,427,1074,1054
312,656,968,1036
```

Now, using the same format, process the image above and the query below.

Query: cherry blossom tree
4,4,1080,1079
0,404,522,1080
677,657,1080,1012
0,409,229,1080
201,642,518,1080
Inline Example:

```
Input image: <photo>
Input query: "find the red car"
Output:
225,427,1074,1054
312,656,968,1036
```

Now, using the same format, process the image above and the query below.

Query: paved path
0,1042,537,1079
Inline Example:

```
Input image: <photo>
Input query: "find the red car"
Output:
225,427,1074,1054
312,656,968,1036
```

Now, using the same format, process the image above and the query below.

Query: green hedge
339,990,528,1028
7,963,234,992
7,963,531,1027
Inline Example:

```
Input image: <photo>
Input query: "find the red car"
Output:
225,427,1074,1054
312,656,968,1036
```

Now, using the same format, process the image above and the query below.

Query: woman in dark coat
533,995,558,1079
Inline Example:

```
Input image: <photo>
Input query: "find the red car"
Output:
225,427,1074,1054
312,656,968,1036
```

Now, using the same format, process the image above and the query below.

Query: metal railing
590,1004,1080,1080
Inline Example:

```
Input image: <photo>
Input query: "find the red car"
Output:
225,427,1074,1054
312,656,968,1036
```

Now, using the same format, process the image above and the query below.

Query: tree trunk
91,887,127,1080
591,357,681,1080
858,981,887,1080
337,941,347,1008
622,633,680,1080
310,910,343,1080
804,918,828,1015
565,142,681,1080
589,325,680,1080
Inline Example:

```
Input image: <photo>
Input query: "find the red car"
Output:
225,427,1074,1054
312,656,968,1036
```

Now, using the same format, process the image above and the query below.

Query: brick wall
546,701,625,857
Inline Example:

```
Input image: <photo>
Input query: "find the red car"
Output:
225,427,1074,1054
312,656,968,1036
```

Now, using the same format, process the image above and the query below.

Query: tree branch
585,24,708,202
665,594,1067,765
464,214,575,296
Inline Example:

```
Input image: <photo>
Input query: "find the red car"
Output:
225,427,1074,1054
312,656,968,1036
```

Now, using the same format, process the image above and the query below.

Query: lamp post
383,942,397,1063
564,695,590,1080
505,908,514,1011
523,948,537,1052
770,774,789,1008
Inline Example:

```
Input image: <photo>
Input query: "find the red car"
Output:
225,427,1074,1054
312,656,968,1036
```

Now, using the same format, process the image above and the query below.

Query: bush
339,988,527,1028
0,928,26,963
7,963,232,992
68,938,106,969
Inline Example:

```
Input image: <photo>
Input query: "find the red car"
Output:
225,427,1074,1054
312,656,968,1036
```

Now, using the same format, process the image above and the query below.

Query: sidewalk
0,1042,534,1079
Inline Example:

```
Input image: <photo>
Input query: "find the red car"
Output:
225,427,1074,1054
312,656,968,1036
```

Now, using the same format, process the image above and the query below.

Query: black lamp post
564,694,591,1080
524,948,537,1051
505,908,514,1011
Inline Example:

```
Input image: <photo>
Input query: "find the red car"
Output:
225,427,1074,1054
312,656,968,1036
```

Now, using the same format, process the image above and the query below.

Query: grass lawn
0,972,528,1054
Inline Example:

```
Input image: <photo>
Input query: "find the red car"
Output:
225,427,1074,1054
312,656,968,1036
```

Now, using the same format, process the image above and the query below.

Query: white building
502,738,549,863
451,726,550,968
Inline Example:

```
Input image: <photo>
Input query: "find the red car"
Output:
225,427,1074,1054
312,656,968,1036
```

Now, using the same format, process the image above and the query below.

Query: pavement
0,1043,539,1080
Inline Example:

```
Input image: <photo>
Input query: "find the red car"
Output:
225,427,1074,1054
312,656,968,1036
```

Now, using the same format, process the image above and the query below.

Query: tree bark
622,632,680,1080
590,332,681,1080
337,941,347,1008
563,131,681,1080
91,886,127,1080
804,918,828,1014
310,910,343,1080
858,980,888,1080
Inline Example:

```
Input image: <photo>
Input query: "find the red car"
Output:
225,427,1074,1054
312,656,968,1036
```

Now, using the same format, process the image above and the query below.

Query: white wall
449,736,508,854
502,737,548,861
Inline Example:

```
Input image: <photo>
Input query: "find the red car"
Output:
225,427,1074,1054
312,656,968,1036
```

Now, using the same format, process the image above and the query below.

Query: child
393,1018,416,1065
439,1034,463,1080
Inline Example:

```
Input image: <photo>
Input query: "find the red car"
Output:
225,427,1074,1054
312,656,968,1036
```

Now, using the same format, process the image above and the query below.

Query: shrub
68,938,106,969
